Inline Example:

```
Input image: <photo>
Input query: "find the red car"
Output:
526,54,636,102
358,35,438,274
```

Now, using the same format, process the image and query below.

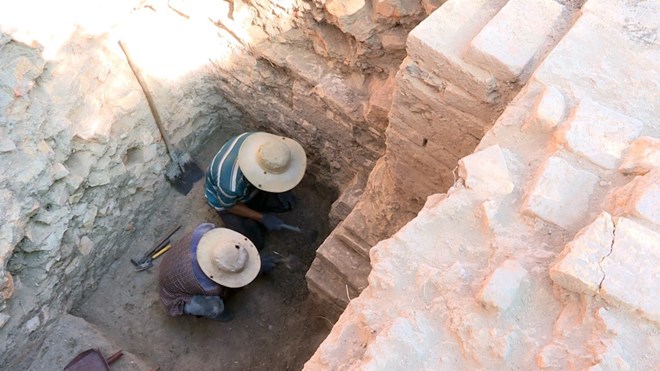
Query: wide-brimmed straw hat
238,132,307,193
196,228,260,288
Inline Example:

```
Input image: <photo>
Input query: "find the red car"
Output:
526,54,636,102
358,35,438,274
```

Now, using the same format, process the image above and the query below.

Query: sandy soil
72,133,337,371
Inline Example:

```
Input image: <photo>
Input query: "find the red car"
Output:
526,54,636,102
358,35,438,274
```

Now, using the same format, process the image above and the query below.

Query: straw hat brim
237,132,307,193
196,228,261,288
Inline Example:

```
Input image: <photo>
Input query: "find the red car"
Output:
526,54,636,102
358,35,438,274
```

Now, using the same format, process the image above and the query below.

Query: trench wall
306,0,575,312
305,0,660,368
0,3,247,365
0,0,440,365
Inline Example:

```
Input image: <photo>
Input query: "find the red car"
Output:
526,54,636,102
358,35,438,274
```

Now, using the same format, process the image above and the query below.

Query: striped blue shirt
204,133,257,211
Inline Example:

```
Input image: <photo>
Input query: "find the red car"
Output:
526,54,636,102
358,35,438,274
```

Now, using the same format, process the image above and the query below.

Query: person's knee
184,295,224,318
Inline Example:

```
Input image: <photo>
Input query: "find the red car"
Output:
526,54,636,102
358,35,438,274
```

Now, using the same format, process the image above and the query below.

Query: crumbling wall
0,0,440,365
305,0,660,368
201,0,438,198
306,0,574,313
0,3,243,366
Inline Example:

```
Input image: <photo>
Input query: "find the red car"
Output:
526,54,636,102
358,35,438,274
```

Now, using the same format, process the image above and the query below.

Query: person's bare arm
226,203,263,221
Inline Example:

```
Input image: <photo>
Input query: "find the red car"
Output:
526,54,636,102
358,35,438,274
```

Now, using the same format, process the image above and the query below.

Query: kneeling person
159,223,272,321
204,132,307,250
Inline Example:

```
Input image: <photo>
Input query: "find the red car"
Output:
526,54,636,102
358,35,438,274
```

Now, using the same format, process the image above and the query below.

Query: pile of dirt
72,132,338,370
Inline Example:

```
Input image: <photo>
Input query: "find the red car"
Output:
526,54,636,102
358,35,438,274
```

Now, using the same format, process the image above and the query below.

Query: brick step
316,235,371,292
306,259,353,312
334,227,371,258
464,0,567,82
407,0,508,100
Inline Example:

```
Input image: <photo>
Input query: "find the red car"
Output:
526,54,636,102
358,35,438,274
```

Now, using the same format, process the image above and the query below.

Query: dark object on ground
272,252,304,271
118,40,204,195
280,223,302,233
131,225,181,271
64,349,123,371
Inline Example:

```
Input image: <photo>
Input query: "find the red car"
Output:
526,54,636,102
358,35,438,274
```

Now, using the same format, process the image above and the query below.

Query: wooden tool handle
117,40,175,157
151,244,171,260
106,350,123,365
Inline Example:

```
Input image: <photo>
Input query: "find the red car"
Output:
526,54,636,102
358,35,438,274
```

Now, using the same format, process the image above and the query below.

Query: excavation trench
70,129,339,370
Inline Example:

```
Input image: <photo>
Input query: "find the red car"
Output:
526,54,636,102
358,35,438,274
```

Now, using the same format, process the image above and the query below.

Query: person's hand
261,213,284,231
277,191,296,211
259,253,278,274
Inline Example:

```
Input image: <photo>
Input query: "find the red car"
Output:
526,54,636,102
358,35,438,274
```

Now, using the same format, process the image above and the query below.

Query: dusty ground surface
69,131,337,371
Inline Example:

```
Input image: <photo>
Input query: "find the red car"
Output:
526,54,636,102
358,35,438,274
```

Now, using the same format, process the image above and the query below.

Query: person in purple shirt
158,224,271,321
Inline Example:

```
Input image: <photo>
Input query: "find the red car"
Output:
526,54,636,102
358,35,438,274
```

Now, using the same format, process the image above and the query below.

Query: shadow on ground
71,133,337,371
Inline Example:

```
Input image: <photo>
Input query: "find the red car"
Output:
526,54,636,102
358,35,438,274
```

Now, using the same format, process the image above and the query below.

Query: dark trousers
217,191,290,251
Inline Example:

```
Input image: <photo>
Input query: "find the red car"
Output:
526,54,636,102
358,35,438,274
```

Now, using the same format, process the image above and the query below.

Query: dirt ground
71,133,338,371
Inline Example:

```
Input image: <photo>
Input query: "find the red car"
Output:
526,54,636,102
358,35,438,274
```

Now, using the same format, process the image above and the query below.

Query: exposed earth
66,130,338,370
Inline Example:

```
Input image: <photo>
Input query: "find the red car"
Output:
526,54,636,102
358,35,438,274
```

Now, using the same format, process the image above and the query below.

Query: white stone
559,98,643,170
87,172,111,187
25,316,40,333
458,145,514,196
0,138,17,153
549,212,614,295
619,136,660,176
600,218,660,323
380,29,407,50
533,85,567,130
464,0,565,81
407,0,507,98
477,259,528,311
522,156,599,229
607,170,660,226
0,313,9,328
78,236,93,256
51,163,69,180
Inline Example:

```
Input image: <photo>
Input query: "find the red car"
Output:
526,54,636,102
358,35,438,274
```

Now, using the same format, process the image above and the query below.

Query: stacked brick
305,0,659,368
307,0,572,313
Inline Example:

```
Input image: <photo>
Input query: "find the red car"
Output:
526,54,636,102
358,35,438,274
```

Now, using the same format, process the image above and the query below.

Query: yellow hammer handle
151,244,171,260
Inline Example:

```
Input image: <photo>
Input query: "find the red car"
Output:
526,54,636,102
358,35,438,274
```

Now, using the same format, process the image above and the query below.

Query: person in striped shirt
204,132,307,251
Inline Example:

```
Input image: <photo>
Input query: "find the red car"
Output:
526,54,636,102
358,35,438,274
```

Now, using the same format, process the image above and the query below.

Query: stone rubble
0,0,243,365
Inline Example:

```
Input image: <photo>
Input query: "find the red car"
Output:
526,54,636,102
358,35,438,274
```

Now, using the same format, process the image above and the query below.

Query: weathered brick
606,169,660,227
398,58,496,124
407,0,507,99
600,217,660,323
558,98,643,169
534,13,657,128
364,74,395,130
549,212,614,295
458,145,514,197
477,259,528,312
317,232,371,291
619,136,660,176
464,0,566,81
257,31,330,84
325,0,377,42
373,0,423,19
532,85,567,130
313,74,366,122
522,156,599,229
